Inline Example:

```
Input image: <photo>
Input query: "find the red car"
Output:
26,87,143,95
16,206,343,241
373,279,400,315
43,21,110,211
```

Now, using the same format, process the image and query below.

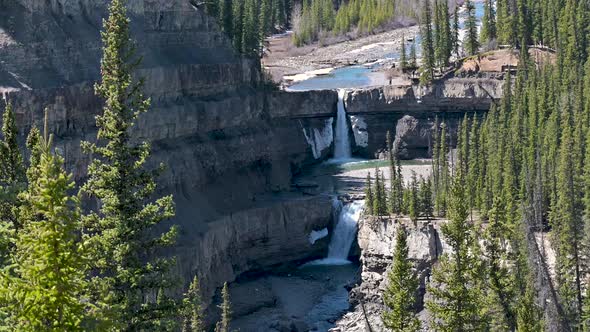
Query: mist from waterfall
332,89,352,160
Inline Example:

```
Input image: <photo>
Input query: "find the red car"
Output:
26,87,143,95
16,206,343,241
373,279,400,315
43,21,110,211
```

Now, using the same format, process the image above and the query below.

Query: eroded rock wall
344,78,503,159
0,0,338,318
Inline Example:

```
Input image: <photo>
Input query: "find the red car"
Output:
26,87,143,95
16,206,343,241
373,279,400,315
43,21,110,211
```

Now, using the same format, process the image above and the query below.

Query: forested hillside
366,0,590,330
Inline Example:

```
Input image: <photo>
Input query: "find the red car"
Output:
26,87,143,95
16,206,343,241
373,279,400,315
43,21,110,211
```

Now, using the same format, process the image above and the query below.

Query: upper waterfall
333,89,352,160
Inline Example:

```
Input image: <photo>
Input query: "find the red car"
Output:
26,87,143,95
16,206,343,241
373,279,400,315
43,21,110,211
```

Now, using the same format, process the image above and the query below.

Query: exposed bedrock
0,0,339,319
345,78,504,159
334,216,449,331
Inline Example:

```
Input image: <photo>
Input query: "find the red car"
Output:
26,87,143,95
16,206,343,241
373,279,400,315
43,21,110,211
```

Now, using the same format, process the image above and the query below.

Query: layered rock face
0,0,338,316
345,78,503,159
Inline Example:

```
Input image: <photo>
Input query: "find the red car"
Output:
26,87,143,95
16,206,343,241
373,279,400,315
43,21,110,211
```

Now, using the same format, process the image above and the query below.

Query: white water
306,200,365,266
332,89,352,161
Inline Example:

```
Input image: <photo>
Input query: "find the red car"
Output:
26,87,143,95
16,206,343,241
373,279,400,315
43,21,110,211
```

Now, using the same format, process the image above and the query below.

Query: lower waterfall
307,199,365,266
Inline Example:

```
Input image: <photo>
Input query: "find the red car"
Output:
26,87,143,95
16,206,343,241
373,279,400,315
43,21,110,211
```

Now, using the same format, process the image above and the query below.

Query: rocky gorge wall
344,78,504,159
0,0,341,318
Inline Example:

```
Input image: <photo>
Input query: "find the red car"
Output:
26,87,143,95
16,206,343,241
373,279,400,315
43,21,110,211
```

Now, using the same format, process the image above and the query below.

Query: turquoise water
286,1,485,91
286,66,374,91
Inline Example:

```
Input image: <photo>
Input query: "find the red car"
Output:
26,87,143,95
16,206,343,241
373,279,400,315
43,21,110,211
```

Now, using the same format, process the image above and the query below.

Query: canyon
0,0,510,330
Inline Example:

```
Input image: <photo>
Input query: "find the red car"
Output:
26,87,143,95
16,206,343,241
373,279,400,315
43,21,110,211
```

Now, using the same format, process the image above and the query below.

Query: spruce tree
452,5,460,58
215,283,231,332
374,168,383,216
400,36,408,70
408,171,419,222
365,172,374,215
387,131,399,214
218,0,233,37
464,0,480,56
382,227,420,331
409,40,418,69
81,0,178,329
420,177,434,220
182,276,205,332
420,0,435,84
480,0,497,46
4,125,88,331
0,101,25,231
426,174,485,331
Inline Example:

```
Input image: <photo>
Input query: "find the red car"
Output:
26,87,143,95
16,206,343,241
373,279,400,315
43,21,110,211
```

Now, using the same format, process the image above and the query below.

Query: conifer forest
2,0,590,331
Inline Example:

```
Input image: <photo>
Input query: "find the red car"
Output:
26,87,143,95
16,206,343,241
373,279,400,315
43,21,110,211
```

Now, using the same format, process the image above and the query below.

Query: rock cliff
334,216,449,331
0,0,339,317
344,78,503,159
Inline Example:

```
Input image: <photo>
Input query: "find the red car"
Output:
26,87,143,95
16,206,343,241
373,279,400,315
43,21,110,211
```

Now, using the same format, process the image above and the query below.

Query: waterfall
306,199,365,266
332,89,352,160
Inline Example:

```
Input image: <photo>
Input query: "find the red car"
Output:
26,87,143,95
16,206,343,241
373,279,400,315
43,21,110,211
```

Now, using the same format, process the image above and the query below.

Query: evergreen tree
464,0,480,56
365,172,374,215
232,0,244,52
81,0,179,329
219,0,233,38
382,227,420,332
182,276,205,332
0,101,25,231
4,125,89,331
242,0,260,56
420,177,434,220
215,283,231,332
400,36,408,70
408,171,419,222
427,174,485,331
387,131,399,214
409,39,418,69
452,5,460,58
480,0,497,45
420,0,435,84
374,168,383,216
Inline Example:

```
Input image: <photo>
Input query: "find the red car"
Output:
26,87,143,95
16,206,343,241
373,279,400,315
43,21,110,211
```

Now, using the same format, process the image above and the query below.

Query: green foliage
80,0,179,329
426,175,486,331
215,283,231,332
182,276,205,332
464,0,480,56
3,128,89,331
382,227,420,331
0,102,25,234
365,172,374,215
408,171,419,222
480,0,496,45
420,0,435,84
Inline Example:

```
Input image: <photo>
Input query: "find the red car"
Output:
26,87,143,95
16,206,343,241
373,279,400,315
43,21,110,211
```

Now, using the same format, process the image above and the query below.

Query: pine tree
464,0,480,56
426,174,485,331
420,177,434,220
420,0,435,84
215,283,231,332
0,101,25,231
452,5,460,58
480,0,497,46
409,40,418,69
382,227,420,332
400,35,408,70
232,0,244,52
365,172,374,215
4,124,89,331
242,0,260,56
374,168,383,216
219,0,233,37
387,131,399,214
408,171,419,222
81,0,179,329
182,276,205,332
